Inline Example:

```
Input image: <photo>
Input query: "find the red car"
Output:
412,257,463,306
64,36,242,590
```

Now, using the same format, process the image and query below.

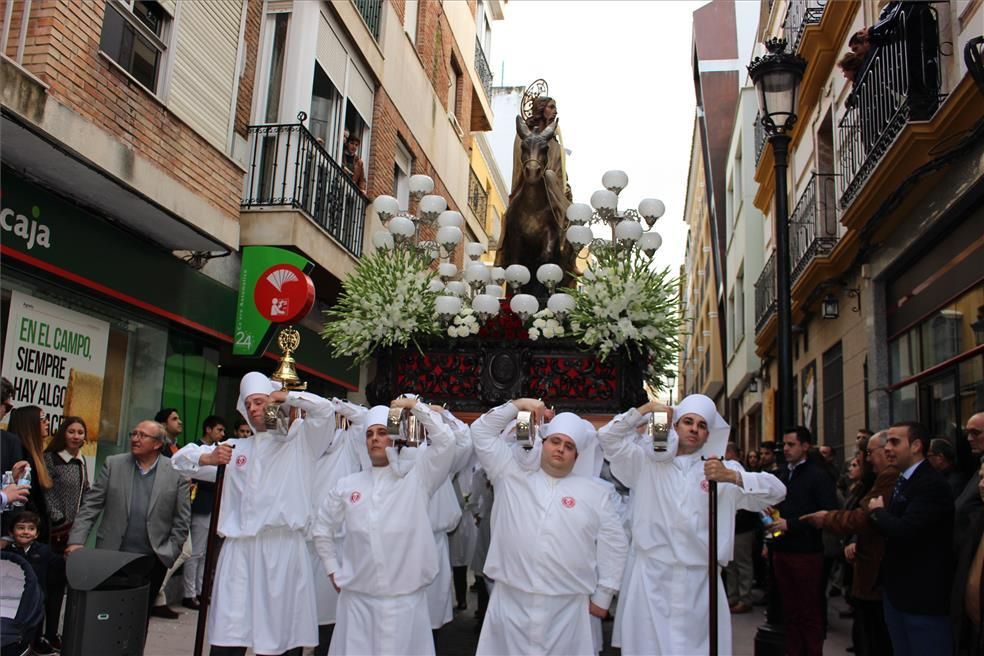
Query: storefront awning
1,110,227,253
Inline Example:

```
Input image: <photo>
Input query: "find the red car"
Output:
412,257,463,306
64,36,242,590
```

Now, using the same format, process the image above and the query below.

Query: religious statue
495,81,578,293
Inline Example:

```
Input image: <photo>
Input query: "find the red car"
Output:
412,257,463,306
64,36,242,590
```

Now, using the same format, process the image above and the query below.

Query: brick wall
368,88,469,267
1,0,257,221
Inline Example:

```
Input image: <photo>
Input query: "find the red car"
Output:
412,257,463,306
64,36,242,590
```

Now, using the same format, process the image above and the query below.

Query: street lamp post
748,37,806,656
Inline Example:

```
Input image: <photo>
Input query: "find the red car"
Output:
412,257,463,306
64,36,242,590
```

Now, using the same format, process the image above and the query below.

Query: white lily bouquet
321,247,440,363
568,246,682,387
527,309,566,341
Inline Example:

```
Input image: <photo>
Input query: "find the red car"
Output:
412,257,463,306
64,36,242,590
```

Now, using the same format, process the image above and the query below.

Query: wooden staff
708,476,719,656
194,462,227,656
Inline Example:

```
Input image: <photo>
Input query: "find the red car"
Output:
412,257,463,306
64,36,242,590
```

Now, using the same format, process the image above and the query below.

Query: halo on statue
521,79,549,120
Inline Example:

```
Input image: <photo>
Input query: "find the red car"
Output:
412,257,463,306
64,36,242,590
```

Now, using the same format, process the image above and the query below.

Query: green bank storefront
1,168,358,470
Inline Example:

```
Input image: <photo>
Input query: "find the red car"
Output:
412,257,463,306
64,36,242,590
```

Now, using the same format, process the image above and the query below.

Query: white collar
58,449,84,463
901,459,923,481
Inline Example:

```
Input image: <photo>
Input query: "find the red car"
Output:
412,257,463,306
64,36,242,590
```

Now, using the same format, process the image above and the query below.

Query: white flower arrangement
321,247,440,363
527,309,566,341
447,306,481,338
568,247,682,387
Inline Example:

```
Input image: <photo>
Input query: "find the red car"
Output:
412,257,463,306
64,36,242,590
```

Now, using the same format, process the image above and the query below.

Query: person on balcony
341,133,366,194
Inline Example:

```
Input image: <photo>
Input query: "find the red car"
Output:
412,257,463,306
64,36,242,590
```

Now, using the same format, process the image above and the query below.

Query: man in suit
955,412,984,548
868,420,954,656
66,420,191,620
768,426,839,656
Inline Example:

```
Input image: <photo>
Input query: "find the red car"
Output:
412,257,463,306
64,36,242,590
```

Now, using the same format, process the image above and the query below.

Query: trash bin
62,549,155,656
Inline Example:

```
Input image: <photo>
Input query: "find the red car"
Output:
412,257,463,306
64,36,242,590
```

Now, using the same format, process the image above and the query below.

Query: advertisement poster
2,291,109,479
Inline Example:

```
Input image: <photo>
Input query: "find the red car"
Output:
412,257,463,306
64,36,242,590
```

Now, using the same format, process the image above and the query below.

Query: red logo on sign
700,480,710,492
350,491,362,504
561,496,576,508
253,263,315,323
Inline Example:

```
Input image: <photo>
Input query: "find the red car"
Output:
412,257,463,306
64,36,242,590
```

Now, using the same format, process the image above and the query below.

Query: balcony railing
837,2,942,209
790,173,839,282
242,122,369,258
475,38,493,99
783,0,826,53
755,251,777,334
754,112,766,165
354,0,382,40
468,169,488,224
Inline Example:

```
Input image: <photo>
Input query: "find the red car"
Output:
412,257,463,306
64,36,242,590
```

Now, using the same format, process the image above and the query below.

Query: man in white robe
471,399,629,656
424,408,473,630
171,372,335,656
314,398,455,656
598,393,787,656
307,399,365,654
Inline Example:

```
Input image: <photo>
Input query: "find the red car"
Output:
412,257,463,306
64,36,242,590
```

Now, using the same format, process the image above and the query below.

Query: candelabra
565,170,666,258
369,170,667,331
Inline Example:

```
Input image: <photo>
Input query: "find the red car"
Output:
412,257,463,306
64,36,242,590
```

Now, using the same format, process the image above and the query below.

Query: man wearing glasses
956,412,984,547
65,420,191,625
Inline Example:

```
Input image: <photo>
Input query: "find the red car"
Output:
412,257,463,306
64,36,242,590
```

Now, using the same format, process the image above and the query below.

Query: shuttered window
167,0,245,151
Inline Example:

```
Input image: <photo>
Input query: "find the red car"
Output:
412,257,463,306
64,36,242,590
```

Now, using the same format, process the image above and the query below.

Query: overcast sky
490,0,707,273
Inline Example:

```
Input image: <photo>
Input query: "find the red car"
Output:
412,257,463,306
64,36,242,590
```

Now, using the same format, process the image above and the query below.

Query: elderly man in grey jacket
67,419,191,620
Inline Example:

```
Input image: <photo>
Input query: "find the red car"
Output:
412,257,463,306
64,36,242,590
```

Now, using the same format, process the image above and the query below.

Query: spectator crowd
1,369,982,656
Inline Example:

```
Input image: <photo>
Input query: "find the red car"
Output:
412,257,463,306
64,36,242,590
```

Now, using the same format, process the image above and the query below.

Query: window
264,12,290,123
735,267,745,345
822,342,844,448
404,0,419,44
727,291,735,354
448,57,462,119
393,140,413,210
476,0,492,54
99,0,170,93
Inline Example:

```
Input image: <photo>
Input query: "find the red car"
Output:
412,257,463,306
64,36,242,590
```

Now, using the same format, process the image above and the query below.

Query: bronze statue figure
496,95,578,293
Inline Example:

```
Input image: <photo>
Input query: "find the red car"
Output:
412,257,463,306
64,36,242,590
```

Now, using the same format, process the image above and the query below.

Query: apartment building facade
1,0,508,462
751,0,983,460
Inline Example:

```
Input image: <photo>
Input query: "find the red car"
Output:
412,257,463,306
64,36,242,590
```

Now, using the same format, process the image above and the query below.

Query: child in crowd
3,511,62,655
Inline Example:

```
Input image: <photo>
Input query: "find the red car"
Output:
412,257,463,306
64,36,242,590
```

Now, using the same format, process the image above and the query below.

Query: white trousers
154,535,191,606
183,512,210,598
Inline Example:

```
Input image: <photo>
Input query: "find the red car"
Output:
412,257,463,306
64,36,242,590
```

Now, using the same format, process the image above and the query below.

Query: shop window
922,310,963,370
891,383,918,422
161,334,220,447
99,0,171,94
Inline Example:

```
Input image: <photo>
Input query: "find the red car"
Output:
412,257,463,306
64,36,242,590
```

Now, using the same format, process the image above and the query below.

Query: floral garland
567,246,682,388
321,247,440,363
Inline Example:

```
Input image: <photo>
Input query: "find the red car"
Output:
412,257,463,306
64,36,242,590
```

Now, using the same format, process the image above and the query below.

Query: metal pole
772,133,794,433
194,464,226,656
709,478,719,656
754,132,793,656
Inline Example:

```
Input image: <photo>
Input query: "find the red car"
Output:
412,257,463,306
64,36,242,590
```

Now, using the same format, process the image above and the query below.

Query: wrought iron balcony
755,251,777,334
468,168,488,223
754,112,766,165
790,173,839,282
838,2,942,208
783,0,826,53
475,38,493,99
354,0,382,40
242,122,369,258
